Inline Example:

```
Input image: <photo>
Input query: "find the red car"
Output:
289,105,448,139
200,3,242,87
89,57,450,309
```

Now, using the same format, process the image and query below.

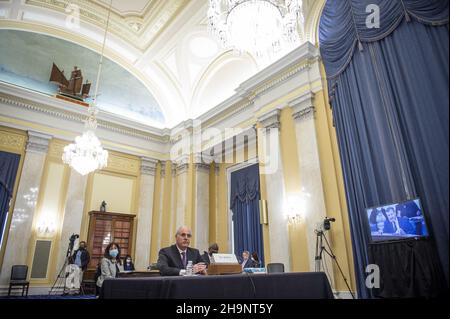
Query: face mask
126,259,131,263
109,249,118,258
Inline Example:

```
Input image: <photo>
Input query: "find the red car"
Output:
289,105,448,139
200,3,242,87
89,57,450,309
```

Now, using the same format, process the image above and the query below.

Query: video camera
67,234,79,256
323,217,335,231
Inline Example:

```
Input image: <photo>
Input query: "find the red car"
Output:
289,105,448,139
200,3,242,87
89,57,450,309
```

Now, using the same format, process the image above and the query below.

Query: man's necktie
181,251,187,268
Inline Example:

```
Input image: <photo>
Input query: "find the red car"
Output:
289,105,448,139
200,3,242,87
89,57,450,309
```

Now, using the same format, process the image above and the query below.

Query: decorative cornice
0,91,164,143
26,130,52,154
258,109,281,131
140,157,158,176
290,92,316,122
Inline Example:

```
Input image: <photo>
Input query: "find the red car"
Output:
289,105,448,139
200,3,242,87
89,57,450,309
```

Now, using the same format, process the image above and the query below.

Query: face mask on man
126,259,131,263
109,249,119,258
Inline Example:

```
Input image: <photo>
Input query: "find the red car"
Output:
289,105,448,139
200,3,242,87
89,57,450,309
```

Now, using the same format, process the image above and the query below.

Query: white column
290,92,334,285
56,169,89,275
258,110,291,271
134,157,157,270
175,155,189,229
157,161,165,251
193,154,211,254
0,131,51,285
169,164,177,235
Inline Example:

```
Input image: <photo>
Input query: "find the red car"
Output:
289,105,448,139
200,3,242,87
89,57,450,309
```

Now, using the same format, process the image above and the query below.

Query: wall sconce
36,216,56,235
286,194,304,225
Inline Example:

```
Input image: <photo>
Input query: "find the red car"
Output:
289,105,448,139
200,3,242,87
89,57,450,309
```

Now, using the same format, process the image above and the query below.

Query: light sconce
286,194,304,225
36,216,56,235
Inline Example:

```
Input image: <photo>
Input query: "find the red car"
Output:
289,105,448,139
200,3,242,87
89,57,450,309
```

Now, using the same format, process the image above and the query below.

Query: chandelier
62,1,112,175
207,0,302,57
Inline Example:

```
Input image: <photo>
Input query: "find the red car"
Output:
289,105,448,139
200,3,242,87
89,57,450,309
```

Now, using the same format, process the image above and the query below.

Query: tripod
49,243,74,295
314,229,355,299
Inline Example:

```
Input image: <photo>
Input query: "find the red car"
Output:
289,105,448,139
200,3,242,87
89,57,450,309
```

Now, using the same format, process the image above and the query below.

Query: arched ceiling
0,0,324,129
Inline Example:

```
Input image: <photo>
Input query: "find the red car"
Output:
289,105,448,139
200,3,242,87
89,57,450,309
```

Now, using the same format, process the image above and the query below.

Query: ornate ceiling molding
24,0,187,51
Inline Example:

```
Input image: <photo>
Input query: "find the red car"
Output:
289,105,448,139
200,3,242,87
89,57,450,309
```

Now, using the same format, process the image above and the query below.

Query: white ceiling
0,0,324,129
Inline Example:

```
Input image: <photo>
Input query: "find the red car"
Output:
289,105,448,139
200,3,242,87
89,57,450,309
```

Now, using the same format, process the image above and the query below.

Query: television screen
366,198,429,242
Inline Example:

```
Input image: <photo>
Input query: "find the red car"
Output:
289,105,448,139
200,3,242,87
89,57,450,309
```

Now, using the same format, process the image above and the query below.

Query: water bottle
186,261,193,276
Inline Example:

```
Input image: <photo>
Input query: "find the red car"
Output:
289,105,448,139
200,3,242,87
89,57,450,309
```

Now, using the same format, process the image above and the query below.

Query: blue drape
0,151,21,244
230,164,264,266
319,0,448,298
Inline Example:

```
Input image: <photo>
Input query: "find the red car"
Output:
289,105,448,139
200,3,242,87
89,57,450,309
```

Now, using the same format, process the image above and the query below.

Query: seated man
157,225,206,276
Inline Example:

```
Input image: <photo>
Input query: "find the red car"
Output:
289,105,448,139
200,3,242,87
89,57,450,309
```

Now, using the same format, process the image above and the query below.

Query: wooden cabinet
86,211,135,269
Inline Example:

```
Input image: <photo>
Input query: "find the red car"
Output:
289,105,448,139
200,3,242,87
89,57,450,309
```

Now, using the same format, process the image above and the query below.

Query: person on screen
395,200,421,218
201,243,219,265
369,209,387,234
157,225,206,276
384,207,415,235
123,255,135,271
96,242,122,291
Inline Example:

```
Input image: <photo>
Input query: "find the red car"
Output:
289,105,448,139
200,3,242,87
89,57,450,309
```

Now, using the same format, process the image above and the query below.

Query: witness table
101,272,333,299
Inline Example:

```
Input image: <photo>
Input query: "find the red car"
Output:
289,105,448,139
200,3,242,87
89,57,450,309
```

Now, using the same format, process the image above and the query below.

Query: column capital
140,157,158,176
290,92,316,122
258,109,281,132
160,161,166,178
26,131,52,154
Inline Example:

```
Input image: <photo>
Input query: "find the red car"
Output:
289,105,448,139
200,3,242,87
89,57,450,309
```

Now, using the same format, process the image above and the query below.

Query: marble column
156,161,166,251
290,92,334,285
0,131,51,285
193,154,211,254
258,110,291,271
169,164,177,236
175,155,189,229
55,168,89,275
134,158,157,270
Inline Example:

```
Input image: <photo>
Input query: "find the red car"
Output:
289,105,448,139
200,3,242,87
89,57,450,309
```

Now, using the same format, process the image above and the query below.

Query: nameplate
212,254,238,264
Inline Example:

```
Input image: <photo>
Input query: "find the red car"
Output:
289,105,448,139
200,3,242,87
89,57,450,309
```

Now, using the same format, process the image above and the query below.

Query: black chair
8,265,29,296
267,263,285,273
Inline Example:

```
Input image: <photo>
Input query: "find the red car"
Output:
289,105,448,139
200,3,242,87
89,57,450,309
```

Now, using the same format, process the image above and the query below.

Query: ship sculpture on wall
49,63,91,104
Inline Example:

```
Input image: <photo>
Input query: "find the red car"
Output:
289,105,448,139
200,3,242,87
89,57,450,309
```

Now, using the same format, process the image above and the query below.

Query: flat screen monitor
366,198,429,242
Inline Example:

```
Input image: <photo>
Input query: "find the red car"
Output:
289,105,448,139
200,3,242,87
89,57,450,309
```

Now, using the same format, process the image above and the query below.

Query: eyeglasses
178,233,192,238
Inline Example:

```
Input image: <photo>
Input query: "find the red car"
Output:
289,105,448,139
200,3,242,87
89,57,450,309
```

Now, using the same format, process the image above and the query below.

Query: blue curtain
319,0,448,298
230,164,264,266
0,151,21,244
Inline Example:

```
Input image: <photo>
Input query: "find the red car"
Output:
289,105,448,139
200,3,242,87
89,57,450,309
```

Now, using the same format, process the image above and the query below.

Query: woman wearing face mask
96,242,121,293
123,255,135,271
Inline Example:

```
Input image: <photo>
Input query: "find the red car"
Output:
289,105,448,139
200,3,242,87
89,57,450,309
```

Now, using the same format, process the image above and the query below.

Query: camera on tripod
323,217,335,231
67,234,79,256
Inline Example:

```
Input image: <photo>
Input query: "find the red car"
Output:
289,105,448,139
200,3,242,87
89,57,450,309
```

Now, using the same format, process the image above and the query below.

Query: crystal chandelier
62,1,112,175
207,0,302,57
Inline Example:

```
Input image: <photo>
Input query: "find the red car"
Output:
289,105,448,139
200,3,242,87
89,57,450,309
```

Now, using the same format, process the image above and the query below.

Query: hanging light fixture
62,0,112,175
207,0,303,58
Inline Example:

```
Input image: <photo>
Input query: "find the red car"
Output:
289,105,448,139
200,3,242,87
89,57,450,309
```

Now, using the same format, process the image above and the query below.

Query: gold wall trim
0,128,27,154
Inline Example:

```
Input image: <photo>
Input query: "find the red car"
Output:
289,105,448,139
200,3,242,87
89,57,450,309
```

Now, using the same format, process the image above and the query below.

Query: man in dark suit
384,207,415,235
201,243,219,265
157,225,207,276
240,251,255,269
